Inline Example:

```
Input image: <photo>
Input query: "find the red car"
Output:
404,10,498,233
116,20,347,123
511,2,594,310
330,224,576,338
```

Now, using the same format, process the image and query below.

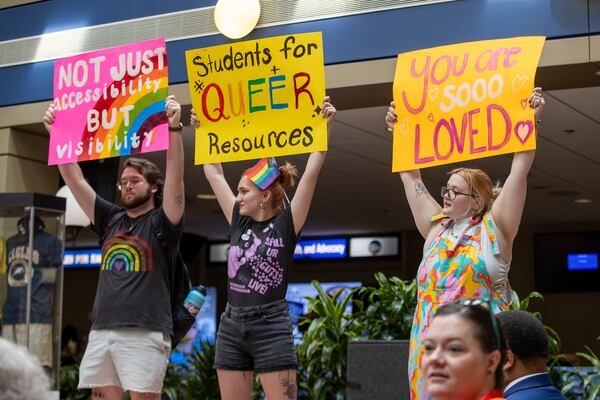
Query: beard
121,186,153,209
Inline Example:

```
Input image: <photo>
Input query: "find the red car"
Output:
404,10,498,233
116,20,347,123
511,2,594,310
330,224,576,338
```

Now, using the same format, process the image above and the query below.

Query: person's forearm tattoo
415,181,428,197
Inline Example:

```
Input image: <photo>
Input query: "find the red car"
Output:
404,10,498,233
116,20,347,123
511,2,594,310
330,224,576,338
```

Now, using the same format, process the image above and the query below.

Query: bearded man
43,95,185,400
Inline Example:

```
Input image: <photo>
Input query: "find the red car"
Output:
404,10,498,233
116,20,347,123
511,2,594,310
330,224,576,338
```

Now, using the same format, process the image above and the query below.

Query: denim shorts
214,299,297,373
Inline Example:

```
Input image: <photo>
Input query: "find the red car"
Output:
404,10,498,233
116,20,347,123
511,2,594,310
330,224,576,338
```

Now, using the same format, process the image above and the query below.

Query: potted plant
559,340,600,400
295,280,364,399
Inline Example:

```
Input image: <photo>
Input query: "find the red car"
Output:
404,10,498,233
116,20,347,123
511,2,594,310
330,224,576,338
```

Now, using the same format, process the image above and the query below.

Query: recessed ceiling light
573,198,594,204
196,194,217,200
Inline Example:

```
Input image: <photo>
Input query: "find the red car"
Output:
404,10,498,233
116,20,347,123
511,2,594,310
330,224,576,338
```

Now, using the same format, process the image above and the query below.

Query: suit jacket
504,373,566,400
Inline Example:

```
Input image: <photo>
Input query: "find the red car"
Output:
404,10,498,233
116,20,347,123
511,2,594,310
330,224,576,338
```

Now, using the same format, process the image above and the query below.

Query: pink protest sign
49,38,169,165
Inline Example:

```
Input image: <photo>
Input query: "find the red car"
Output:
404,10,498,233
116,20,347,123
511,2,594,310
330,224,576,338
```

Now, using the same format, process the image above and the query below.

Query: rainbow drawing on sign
78,63,168,161
101,233,153,272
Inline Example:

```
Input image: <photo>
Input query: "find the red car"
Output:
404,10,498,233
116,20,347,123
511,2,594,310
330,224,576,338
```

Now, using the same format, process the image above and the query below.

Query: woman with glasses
385,87,544,399
422,300,507,400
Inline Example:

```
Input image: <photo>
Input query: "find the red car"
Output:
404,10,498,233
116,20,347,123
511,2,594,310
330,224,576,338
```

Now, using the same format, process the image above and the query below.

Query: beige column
0,127,58,194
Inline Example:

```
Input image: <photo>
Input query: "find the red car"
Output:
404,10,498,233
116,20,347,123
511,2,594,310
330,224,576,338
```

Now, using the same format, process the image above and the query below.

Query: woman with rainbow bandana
191,97,336,400
385,87,545,399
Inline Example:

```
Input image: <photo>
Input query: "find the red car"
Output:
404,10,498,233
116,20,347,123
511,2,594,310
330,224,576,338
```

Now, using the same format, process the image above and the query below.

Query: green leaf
561,381,579,395
307,318,325,337
576,351,600,368
587,384,600,400
375,272,387,286
313,280,337,319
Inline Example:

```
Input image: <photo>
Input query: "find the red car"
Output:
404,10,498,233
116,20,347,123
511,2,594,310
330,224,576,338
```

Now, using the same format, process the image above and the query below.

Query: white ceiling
138,86,600,239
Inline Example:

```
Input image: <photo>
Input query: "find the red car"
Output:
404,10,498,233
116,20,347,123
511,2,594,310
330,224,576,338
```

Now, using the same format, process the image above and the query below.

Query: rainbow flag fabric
245,158,281,190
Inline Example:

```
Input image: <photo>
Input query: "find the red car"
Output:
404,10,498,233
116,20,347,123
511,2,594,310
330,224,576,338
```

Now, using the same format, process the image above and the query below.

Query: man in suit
497,310,566,400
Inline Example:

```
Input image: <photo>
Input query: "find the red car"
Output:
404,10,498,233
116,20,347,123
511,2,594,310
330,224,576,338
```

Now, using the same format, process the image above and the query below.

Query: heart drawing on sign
398,118,409,136
429,87,439,100
514,121,534,144
520,98,528,110
512,74,528,93
427,113,434,122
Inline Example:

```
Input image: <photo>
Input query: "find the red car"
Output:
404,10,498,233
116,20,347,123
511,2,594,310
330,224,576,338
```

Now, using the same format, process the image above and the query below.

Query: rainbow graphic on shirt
49,38,169,165
245,158,281,190
101,233,153,272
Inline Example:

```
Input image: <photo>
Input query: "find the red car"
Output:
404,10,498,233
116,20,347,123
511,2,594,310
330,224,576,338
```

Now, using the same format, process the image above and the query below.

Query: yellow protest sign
186,32,326,164
392,36,545,172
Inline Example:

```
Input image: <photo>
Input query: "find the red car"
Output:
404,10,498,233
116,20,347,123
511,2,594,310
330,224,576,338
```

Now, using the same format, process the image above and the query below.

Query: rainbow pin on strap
245,157,281,190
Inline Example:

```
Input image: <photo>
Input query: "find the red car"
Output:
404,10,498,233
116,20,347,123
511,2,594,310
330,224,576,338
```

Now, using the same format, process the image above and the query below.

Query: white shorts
78,328,171,393
2,323,53,367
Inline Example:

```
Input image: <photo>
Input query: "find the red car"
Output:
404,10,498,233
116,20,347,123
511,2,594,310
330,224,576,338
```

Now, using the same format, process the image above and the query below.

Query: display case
0,193,66,390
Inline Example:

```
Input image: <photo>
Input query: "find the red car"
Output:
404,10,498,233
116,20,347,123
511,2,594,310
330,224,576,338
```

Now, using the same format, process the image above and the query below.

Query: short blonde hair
448,168,501,215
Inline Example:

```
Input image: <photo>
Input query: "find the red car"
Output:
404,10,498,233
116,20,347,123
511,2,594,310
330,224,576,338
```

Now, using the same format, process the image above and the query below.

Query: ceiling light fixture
573,198,594,204
214,0,261,39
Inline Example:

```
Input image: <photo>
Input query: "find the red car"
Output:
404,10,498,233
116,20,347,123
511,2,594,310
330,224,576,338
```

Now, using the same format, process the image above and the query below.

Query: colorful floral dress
408,212,510,399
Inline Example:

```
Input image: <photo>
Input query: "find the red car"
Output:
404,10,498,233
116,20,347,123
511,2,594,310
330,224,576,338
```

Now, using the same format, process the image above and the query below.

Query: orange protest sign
392,36,545,172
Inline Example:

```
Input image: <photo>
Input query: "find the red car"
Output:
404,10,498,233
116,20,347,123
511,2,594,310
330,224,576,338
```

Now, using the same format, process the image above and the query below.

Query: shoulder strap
149,211,187,297
98,209,127,247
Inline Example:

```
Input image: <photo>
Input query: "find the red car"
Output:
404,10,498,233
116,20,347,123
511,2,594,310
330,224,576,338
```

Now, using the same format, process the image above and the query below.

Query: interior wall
509,223,600,357
0,128,57,194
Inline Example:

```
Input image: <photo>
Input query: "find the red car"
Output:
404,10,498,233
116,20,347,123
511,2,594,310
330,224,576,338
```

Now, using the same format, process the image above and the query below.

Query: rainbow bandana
245,158,281,190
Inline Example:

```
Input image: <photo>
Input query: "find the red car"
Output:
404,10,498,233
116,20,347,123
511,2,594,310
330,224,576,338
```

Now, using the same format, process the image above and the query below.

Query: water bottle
184,285,207,317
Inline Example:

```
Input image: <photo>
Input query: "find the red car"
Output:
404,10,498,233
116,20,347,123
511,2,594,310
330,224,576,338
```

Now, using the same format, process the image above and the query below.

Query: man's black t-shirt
91,196,182,334
227,202,298,306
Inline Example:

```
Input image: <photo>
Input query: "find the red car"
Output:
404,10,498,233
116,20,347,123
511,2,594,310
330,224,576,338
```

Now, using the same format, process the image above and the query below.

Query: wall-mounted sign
209,242,230,263
208,234,400,264
349,236,399,258
64,248,102,268
567,253,598,271
294,238,347,259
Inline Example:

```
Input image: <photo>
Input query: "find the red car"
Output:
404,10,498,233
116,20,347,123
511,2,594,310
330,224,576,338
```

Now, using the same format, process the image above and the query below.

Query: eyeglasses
116,178,146,191
458,298,501,351
441,186,473,201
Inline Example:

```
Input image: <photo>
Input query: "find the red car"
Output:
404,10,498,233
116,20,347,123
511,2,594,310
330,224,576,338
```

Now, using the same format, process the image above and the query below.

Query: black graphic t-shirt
91,196,182,334
227,202,298,306
3,231,62,324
